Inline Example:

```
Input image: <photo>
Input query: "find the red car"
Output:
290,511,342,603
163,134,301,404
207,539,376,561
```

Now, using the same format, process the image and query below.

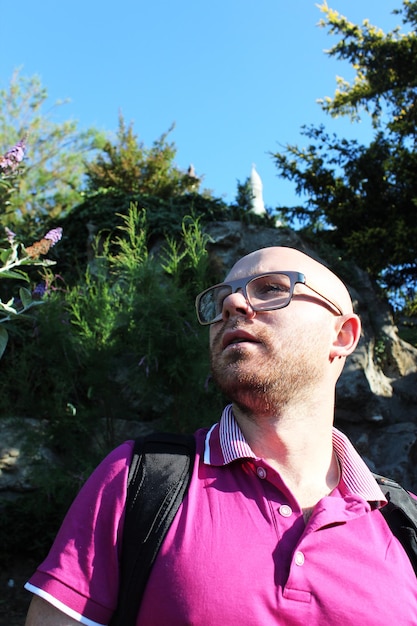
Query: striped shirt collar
204,404,386,506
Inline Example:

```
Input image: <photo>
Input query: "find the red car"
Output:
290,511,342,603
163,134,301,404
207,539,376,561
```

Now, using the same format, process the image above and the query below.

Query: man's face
208,248,339,415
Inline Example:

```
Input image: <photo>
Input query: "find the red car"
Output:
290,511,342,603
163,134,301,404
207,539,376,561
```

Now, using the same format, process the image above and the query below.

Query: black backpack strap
109,432,196,626
374,473,417,575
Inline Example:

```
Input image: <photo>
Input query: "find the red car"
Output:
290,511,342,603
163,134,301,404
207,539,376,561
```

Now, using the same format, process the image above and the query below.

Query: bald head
226,246,353,315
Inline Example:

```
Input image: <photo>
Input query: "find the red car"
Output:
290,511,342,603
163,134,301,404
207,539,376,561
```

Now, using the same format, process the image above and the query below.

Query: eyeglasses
195,271,344,325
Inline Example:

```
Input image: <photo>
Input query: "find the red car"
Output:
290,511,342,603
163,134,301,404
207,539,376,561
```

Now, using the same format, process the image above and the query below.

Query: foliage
67,205,222,431
0,140,63,357
85,114,200,198
0,204,223,437
272,1,417,303
0,206,224,560
403,294,417,317
58,156,275,284
56,190,230,282
273,126,417,289
0,69,103,237
317,0,417,137
0,143,68,559
397,289,417,346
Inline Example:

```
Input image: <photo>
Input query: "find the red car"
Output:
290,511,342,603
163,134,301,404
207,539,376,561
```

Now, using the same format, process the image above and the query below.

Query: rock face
1,221,417,497
0,418,55,503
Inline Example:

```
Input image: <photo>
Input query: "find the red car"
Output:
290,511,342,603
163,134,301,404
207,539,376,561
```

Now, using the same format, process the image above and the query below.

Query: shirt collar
204,404,386,506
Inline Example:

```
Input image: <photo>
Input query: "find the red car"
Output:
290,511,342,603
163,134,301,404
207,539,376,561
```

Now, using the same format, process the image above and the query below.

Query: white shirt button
295,551,305,566
279,504,293,517
256,466,267,479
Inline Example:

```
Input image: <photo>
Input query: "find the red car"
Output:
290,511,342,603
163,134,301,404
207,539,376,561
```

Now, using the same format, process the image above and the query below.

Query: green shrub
0,204,223,445
0,204,226,560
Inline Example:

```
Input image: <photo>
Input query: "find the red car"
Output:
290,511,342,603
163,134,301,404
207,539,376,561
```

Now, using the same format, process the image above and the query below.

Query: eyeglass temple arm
303,280,344,316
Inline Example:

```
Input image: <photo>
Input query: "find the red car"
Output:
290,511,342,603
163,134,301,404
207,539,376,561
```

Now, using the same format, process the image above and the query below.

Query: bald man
25,247,417,625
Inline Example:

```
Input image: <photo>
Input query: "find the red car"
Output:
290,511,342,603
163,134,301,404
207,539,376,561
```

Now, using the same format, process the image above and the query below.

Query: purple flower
0,140,26,173
33,282,47,297
44,227,63,246
5,227,16,244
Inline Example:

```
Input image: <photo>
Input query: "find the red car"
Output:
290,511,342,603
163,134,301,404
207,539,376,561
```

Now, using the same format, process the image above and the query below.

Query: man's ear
330,313,361,358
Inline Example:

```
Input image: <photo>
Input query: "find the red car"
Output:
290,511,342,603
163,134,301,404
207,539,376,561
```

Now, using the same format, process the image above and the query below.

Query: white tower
249,164,265,215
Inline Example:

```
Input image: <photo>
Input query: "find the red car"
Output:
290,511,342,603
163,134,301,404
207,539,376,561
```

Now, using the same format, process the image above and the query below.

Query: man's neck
232,402,339,509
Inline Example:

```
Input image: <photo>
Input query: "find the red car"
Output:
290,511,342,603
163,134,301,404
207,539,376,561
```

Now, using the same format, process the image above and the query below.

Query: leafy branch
0,140,63,357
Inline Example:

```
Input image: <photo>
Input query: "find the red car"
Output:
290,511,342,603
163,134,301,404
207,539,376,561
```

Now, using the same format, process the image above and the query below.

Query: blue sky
0,0,402,209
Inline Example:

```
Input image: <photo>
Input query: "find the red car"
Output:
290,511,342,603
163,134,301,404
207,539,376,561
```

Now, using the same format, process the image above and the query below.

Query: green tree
57,117,234,281
85,114,200,198
272,1,417,302
318,0,417,138
0,69,103,235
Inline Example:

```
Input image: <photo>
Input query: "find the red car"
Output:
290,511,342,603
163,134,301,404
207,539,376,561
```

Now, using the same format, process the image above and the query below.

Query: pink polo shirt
26,405,417,625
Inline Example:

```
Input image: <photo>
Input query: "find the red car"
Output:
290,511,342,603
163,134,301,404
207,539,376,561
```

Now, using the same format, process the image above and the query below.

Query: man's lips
221,329,261,350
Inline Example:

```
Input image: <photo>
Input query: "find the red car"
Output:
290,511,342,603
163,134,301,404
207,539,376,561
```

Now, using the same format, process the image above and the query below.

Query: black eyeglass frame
195,271,344,325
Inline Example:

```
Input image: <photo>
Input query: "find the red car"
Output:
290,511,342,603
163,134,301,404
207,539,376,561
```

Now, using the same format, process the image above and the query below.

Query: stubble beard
210,327,325,419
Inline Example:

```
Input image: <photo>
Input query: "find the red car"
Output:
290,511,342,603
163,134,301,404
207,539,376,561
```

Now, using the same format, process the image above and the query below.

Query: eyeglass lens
198,273,293,323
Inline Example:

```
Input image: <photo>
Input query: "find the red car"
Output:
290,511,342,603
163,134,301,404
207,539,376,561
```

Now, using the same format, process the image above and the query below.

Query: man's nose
222,290,256,321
